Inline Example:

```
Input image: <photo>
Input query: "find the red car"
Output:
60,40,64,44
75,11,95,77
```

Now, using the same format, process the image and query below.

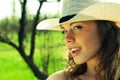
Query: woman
46,20,120,80
37,0,120,80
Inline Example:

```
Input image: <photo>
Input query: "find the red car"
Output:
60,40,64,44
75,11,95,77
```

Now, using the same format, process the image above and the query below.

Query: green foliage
35,30,67,74
0,43,38,80
0,31,67,79
0,1,62,79
0,17,19,32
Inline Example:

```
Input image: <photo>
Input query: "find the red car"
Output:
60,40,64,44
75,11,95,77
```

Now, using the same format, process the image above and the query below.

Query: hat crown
37,1,120,30
60,0,100,17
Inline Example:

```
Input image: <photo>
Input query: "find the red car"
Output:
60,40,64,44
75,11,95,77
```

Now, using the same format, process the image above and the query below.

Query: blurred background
0,0,120,80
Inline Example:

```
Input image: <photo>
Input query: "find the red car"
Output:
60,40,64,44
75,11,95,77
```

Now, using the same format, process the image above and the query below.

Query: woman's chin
74,59,85,65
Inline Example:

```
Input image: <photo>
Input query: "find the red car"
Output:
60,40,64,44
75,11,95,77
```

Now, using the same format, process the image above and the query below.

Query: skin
61,21,100,64
47,21,101,80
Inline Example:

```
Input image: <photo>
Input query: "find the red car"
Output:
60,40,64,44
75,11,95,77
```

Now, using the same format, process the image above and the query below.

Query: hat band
59,14,76,23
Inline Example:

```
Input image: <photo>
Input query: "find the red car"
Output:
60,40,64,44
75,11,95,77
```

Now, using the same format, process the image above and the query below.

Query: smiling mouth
69,48,81,57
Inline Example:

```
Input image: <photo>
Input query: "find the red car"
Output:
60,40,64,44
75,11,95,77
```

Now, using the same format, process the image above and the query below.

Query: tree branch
29,0,44,61
0,36,19,51
19,0,23,4
18,0,27,49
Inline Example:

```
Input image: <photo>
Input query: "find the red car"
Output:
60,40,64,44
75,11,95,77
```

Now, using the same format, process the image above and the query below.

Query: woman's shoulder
46,70,68,80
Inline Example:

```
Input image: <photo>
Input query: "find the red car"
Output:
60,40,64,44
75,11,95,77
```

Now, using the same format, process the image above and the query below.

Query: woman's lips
69,47,81,57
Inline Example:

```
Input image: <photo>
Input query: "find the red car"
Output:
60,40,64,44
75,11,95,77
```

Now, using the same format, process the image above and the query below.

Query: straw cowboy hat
36,0,120,30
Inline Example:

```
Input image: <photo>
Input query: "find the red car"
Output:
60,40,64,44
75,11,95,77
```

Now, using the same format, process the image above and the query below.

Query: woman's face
61,21,100,64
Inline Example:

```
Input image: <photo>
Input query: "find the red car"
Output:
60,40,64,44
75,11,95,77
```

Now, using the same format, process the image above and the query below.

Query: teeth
71,48,79,51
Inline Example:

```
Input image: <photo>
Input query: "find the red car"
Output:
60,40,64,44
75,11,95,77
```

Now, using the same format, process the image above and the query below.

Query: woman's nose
65,31,75,43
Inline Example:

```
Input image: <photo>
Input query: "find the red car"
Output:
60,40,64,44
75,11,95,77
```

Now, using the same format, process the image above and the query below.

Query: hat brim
37,2,120,30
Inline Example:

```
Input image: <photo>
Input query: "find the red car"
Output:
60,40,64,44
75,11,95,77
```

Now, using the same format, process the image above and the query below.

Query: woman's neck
85,57,99,77
77,58,100,80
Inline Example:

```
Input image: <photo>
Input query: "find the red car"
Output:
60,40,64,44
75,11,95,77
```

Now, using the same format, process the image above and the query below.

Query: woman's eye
73,26,82,30
62,30,67,34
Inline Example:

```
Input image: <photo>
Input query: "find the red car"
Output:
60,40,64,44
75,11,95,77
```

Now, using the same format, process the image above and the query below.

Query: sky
0,0,59,19
0,0,120,19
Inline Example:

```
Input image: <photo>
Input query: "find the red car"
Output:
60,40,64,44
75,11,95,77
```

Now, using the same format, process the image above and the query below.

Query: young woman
46,20,120,80
37,0,120,80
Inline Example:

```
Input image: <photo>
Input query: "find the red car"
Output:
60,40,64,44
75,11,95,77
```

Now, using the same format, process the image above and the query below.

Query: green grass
34,45,67,75
0,31,67,80
35,31,67,74
0,43,38,80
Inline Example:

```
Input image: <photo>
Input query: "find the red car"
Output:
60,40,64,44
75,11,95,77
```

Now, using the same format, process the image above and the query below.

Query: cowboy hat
37,0,120,30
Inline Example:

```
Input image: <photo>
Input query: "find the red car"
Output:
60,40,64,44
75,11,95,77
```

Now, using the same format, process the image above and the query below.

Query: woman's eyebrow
60,25,65,29
60,22,74,29
60,22,82,29
69,22,82,26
